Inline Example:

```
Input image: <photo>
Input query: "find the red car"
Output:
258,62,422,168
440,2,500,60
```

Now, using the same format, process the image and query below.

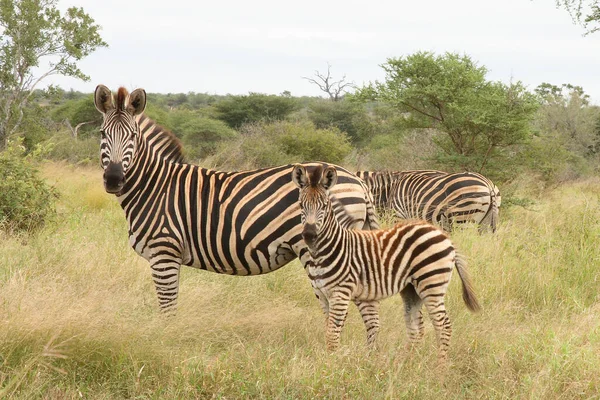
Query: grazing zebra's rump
94,85,380,314
356,170,501,232
294,164,480,361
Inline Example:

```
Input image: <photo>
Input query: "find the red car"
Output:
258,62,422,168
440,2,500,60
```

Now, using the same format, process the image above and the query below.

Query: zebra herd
94,85,499,362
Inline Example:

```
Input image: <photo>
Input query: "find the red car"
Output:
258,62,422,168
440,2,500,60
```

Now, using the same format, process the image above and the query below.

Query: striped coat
356,170,501,232
294,164,480,361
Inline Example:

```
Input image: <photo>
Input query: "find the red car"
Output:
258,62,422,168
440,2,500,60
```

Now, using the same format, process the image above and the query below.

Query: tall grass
1,163,600,398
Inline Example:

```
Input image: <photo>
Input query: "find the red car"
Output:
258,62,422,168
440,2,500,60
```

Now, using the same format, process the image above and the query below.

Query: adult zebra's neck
115,114,185,207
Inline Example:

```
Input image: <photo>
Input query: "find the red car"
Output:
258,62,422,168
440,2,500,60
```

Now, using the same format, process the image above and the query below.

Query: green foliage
177,115,238,160
50,95,102,138
208,121,352,169
557,0,600,34
355,52,540,173
213,93,299,128
528,83,600,181
18,102,56,151
0,0,107,149
45,131,99,165
0,141,56,233
306,99,375,145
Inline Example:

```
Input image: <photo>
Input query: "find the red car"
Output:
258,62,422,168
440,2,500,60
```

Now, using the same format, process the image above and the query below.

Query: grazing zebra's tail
363,190,381,230
455,254,482,313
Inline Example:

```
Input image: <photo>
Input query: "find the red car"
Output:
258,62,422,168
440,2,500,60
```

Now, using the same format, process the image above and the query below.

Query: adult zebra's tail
361,180,381,230
454,254,481,313
479,182,501,233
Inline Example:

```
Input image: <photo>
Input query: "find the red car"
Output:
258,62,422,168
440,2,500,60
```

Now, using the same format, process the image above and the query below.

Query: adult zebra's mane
136,113,185,164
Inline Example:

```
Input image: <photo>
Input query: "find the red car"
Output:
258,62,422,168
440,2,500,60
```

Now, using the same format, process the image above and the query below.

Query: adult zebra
356,170,501,232
94,85,379,314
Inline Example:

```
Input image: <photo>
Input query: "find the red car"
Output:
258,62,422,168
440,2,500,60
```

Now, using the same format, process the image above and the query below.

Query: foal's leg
422,296,452,362
400,284,424,347
354,300,381,347
326,290,352,351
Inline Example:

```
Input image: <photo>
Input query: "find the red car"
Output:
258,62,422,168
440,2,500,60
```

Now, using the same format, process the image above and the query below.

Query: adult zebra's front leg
149,255,182,315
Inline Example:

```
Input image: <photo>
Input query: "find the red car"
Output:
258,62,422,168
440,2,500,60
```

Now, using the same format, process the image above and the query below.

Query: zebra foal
293,164,481,361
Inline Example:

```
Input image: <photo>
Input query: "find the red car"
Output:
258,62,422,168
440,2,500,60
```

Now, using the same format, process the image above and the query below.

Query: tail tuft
455,253,481,312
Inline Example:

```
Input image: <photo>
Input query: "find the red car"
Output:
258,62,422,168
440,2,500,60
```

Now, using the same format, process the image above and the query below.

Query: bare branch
303,63,355,101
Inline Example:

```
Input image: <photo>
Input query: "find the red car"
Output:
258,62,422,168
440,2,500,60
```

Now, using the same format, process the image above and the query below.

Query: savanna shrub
206,120,352,170
213,93,299,128
0,142,56,233
45,131,99,165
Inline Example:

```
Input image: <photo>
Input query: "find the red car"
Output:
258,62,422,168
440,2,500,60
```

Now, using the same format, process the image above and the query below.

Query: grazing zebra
293,164,480,361
94,85,379,314
356,170,501,232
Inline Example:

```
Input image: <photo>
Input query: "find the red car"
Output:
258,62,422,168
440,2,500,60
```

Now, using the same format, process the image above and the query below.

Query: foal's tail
454,253,482,313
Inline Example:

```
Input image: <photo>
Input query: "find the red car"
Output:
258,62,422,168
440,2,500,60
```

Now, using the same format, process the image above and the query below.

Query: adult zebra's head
94,85,147,194
292,164,338,248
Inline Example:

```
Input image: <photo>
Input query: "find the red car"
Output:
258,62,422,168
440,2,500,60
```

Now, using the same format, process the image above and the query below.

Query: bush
0,141,56,233
213,93,299,128
45,131,99,165
306,99,375,145
206,121,352,170
180,117,238,161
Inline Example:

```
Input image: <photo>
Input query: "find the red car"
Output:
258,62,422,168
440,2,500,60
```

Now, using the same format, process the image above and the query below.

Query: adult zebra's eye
100,130,107,139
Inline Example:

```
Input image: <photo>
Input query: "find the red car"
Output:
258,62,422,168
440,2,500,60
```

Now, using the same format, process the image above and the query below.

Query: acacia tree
303,64,355,101
354,52,539,173
0,0,107,149
557,0,600,34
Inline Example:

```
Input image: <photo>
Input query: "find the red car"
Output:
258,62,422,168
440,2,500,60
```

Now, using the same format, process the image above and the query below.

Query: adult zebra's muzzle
103,162,125,194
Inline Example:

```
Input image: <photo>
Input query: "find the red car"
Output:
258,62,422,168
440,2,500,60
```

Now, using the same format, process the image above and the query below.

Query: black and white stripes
94,85,380,314
356,170,501,232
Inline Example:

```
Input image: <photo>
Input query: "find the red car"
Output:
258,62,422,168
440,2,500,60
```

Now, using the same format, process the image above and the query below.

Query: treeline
3,52,600,233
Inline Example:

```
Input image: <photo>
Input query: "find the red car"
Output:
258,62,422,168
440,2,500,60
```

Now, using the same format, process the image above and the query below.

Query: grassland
1,162,600,399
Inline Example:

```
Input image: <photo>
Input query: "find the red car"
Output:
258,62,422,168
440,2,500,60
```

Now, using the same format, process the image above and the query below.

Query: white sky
48,0,600,103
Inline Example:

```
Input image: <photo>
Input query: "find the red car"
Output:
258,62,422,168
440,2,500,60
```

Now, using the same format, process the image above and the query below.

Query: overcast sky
49,0,600,103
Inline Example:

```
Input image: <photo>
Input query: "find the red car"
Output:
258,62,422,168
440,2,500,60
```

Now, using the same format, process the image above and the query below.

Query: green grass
1,162,600,398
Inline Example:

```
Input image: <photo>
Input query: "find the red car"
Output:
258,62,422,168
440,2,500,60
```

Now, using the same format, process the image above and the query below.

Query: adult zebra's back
94,85,379,313
356,170,501,232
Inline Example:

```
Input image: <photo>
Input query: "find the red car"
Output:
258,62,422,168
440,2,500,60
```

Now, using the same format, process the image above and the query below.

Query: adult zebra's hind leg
149,257,182,316
400,284,425,348
354,300,380,348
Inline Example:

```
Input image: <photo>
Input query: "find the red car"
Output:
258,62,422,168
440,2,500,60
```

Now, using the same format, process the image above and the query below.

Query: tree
0,0,107,149
557,0,600,34
303,64,355,101
354,52,539,173
213,93,299,128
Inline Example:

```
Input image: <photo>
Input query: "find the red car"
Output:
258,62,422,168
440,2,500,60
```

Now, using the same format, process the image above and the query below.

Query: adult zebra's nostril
104,162,124,193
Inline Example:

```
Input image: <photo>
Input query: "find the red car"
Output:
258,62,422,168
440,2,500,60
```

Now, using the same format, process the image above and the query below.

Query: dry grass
1,163,600,398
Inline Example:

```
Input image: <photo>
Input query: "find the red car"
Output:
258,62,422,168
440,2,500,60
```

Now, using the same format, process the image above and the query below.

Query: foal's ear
127,88,147,116
94,84,114,114
320,166,338,190
292,164,309,188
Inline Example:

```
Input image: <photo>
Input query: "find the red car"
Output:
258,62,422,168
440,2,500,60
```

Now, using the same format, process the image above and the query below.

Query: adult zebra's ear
127,88,147,116
292,164,308,189
320,166,338,190
94,84,115,114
